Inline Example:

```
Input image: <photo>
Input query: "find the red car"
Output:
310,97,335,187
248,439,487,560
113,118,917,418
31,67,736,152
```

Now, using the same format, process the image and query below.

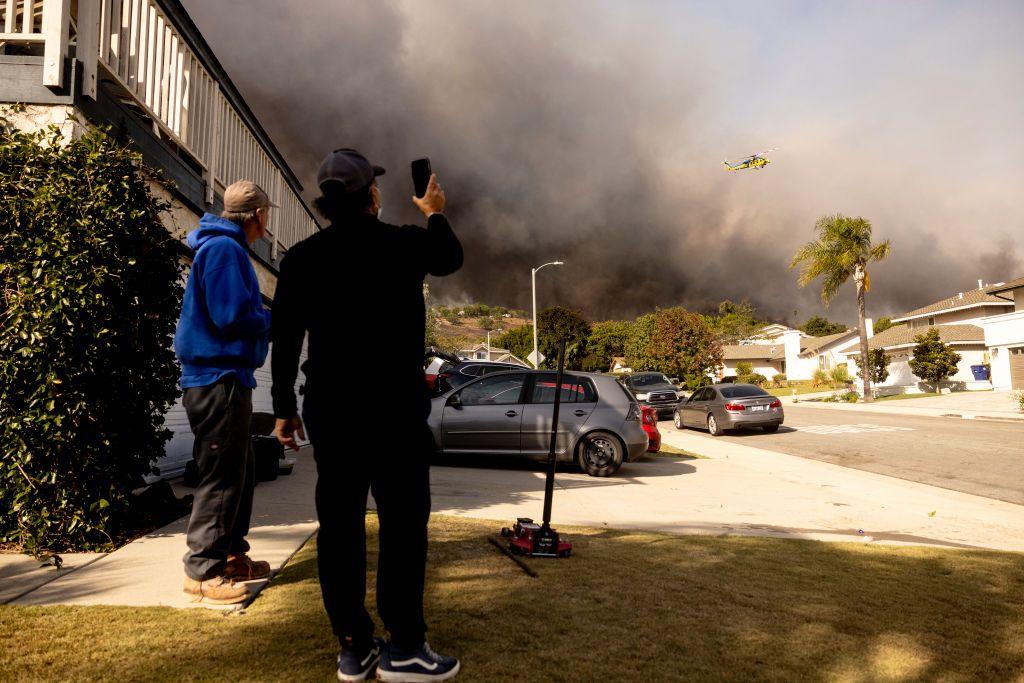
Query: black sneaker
336,637,384,682
377,641,460,682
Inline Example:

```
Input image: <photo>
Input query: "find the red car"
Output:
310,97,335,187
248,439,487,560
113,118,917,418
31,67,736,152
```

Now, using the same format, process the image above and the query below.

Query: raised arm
410,173,463,277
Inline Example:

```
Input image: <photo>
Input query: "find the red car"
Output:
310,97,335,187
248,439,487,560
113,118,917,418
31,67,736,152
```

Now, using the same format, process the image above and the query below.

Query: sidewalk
10,445,317,610
794,390,1024,421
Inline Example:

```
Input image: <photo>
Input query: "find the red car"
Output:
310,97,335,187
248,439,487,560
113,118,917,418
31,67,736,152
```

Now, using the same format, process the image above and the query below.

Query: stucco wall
1,103,88,141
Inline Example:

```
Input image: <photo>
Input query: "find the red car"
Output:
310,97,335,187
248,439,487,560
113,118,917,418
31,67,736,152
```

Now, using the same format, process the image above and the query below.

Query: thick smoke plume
182,0,1024,324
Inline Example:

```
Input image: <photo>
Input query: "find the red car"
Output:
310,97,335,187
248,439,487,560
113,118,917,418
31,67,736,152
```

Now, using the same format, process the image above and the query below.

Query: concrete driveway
428,429,1024,553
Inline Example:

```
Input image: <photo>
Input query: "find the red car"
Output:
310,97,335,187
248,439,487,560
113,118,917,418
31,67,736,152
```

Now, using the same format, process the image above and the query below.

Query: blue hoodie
174,214,272,389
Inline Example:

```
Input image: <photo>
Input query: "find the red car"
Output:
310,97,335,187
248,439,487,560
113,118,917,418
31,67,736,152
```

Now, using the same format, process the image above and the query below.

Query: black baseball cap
317,148,386,194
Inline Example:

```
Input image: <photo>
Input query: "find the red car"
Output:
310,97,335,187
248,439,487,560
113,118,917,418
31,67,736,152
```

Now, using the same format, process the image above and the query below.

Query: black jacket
271,212,463,420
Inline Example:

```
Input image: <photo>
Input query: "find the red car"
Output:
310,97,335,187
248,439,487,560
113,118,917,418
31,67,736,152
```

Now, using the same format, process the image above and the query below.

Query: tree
582,320,632,372
0,122,183,552
908,329,961,394
493,324,533,363
627,307,722,386
708,299,763,343
537,307,591,369
799,315,848,337
874,317,897,334
854,348,890,385
790,214,891,402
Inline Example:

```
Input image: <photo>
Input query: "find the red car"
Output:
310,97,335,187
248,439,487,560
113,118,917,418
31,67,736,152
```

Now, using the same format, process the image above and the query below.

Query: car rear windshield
719,385,770,399
630,373,671,387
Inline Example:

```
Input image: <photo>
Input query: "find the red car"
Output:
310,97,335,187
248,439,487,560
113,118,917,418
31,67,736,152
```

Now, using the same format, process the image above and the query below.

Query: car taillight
724,402,745,411
626,404,641,420
641,407,657,425
769,399,782,408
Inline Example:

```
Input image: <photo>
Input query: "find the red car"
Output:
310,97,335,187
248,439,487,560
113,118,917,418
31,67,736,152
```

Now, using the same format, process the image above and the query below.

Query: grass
654,442,708,459
876,392,942,402
2,515,1024,681
767,384,836,396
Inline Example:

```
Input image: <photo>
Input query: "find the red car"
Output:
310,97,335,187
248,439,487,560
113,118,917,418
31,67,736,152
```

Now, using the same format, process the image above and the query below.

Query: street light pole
531,260,565,368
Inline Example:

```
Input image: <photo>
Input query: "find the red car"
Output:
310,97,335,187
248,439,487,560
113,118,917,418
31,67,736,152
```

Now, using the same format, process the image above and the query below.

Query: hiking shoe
377,641,460,682
336,637,384,682
183,576,249,605
224,553,271,580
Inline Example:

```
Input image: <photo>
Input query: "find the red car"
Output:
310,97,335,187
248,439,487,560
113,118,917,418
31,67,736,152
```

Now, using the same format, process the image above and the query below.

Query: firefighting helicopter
723,148,775,171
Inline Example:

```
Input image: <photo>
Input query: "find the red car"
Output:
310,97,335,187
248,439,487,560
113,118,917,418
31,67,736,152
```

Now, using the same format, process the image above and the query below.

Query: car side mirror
447,393,462,409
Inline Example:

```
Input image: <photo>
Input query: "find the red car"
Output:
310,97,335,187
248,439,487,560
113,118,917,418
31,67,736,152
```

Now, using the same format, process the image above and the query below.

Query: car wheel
576,431,623,477
673,410,684,430
707,414,723,437
762,424,779,433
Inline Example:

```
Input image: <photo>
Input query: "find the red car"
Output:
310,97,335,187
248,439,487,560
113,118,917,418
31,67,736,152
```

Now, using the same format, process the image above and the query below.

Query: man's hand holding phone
412,173,445,218
275,415,306,452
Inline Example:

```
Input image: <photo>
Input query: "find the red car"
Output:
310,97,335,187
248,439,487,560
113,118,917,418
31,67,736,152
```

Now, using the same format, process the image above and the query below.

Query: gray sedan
673,383,784,436
427,370,649,476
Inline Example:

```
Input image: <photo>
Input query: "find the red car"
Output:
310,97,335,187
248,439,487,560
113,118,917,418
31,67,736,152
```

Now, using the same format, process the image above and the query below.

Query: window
693,388,714,401
927,316,935,326
720,385,770,399
629,373,672,388
819,355,831,370
458,374,526,406
529,375,597,404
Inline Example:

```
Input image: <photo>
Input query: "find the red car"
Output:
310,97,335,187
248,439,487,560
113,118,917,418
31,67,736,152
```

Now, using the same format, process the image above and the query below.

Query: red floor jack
501,340,573,558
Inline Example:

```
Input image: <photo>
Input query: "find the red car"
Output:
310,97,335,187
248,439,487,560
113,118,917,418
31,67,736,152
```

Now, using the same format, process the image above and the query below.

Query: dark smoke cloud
181,0,1024,325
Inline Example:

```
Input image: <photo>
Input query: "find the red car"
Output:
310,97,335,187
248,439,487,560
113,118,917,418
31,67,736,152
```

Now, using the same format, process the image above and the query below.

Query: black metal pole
542,339,567,527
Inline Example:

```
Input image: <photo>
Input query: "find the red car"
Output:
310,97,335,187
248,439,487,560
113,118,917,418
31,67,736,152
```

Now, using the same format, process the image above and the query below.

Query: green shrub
737,372,768,387
812,369,830,387
735,361,753,376
772,373,787,387
0,121,183,553
1013,391,1024,413
829,365,851,386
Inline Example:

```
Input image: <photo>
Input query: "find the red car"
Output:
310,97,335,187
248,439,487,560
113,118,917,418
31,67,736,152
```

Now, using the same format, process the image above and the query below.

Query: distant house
982,277,1024,390
609,357,632,374
719,325,861,381
839,284,1015,393
457,343,530,367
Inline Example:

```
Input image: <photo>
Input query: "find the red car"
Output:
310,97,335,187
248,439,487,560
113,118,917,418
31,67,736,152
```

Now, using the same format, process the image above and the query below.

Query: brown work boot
183,576,249,605
224,553,271,580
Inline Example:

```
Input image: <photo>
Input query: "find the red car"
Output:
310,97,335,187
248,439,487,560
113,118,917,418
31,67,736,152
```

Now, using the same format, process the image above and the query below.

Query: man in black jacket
271,148,463,682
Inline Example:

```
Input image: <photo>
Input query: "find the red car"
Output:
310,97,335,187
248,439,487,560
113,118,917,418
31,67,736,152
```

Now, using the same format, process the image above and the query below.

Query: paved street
661,405,1024,505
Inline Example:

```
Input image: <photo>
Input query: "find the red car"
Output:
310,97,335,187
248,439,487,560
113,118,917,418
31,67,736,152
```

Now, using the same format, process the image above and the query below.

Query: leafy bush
1013,391,1024,413
0,122,183,552
908,329,961,393
737,372,768,387
735,361,754,376
812,369,830,387
854,348,890,384
829,365,851,386
772,373,787,387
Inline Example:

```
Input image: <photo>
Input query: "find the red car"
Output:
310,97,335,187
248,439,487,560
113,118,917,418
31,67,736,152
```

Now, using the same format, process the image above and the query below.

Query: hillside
430,303,529,352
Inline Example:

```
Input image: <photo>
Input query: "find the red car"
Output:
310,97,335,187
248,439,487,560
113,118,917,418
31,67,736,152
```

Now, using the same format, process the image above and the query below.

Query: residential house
608,357,632,374
983,277,1024,390
1,0,318,476
839,284,1015,393
719,324,863,381
457,344,529,367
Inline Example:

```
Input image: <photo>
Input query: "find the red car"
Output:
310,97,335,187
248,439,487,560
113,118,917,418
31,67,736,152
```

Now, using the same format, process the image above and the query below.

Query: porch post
77,0,101,98
42,0,71,88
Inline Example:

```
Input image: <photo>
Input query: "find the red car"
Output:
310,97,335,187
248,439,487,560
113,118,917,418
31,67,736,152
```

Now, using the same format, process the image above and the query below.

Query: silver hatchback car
427,370,649,476
673,383,784,436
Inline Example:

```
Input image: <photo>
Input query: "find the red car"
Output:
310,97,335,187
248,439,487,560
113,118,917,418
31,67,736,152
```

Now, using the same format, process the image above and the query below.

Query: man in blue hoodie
175,180,275,605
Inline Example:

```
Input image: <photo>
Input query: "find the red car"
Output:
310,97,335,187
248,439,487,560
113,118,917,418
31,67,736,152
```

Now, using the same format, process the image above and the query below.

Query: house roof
722,344,778,361
892,288,1010,322
798,330,856,355
986,277,1024,297
459,344,511,354
840,324,984,352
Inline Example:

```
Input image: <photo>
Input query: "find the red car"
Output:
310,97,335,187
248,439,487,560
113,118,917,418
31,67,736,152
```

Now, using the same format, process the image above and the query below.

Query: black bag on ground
253,435,283,482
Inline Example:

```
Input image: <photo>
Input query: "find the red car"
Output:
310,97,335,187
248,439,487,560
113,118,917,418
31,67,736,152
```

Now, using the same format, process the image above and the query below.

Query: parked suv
620,372,684,419
427,370,649,476
424,347,527,394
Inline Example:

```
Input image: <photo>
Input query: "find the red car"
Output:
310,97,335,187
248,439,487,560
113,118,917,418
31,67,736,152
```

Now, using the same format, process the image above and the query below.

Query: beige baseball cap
224,180,279,212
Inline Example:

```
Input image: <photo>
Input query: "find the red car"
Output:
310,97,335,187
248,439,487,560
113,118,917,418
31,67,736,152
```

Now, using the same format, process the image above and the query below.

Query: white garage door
154,339,309,480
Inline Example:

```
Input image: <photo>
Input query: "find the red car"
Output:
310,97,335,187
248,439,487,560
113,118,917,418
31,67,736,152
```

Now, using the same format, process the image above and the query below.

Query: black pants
182,375,255,581
305,404,432,649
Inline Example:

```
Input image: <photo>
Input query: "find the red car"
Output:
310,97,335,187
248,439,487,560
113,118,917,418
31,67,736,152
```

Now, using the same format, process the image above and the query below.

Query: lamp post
531,261,565,368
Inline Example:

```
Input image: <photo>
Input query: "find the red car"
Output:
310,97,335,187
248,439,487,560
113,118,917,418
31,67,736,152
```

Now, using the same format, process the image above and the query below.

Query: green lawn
767,384,836,396
654,442,708,459
2,515,1023,681
876,392,942,402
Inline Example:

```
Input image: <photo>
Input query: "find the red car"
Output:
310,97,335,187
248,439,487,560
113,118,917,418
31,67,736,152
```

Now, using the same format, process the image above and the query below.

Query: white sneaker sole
376,661,460,682
336,656,380,682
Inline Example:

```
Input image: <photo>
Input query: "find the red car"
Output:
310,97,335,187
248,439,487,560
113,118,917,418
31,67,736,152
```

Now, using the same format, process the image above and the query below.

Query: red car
641,406,661,453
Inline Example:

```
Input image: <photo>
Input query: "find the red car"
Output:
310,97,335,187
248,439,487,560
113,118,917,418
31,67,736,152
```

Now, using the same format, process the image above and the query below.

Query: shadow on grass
3,515,1023,681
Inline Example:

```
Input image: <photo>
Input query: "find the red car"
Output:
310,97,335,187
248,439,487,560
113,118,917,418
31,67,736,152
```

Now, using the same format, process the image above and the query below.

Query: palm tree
790,215,891,402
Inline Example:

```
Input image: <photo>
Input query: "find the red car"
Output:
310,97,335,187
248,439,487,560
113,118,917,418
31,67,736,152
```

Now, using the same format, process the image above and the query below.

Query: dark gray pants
181,375,255,581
